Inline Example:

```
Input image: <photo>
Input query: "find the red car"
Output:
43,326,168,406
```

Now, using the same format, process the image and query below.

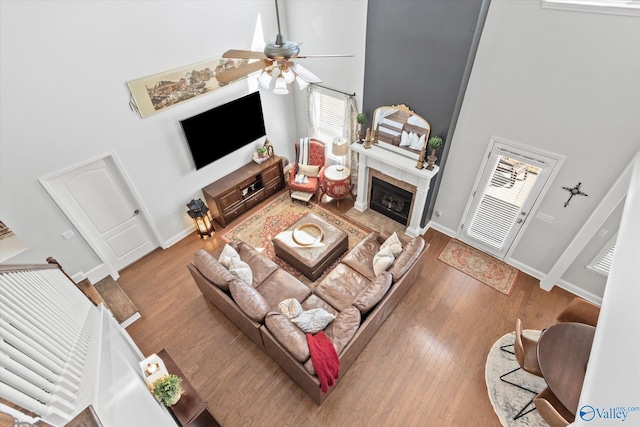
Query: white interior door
459,141,559,259
41,154,157,277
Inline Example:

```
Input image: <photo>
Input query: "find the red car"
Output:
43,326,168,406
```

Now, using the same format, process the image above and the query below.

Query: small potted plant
257,146,268,158
151,374,183,406
426,136,443,170
356,113,367,143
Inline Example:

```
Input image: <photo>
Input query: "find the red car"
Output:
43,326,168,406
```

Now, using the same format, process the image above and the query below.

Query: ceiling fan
215,0,352,94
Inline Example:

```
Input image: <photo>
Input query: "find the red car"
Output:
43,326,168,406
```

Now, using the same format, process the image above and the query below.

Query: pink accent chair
287,139,326,201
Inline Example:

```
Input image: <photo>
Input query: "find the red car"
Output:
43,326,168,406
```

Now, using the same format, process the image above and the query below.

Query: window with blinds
307,86,347,160
588,233,618,276
465,156,541,250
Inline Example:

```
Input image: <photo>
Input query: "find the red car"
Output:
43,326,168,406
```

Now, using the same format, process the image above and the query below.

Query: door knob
132,209,140,217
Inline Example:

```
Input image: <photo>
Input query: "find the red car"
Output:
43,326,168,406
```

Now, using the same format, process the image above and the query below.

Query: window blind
588,233,618,276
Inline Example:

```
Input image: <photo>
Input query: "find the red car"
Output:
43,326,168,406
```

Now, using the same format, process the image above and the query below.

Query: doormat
486,330,548,426
219,191,369,289
438,239,518,295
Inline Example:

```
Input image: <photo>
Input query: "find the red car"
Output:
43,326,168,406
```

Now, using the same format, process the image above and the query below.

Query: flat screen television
180,92,266,169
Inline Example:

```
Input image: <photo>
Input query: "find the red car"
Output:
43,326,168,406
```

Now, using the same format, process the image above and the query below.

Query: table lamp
331,137,349,172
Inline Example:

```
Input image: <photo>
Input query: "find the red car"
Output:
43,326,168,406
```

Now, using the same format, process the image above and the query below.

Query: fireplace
352,141,438,237
370,177,413,225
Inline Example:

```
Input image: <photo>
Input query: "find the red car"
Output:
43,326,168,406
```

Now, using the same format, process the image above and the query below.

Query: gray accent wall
362,0,485,225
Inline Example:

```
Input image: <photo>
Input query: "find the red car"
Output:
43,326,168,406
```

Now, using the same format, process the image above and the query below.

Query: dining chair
556,297,600,327
534,387,575,427
499,318,544,420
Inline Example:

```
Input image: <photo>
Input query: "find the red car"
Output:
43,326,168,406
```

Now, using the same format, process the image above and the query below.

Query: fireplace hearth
370,177,413,225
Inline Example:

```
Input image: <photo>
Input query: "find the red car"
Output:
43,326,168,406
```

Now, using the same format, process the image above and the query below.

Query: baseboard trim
428,221,457,238
163,226,196,249
121,312,141,328
554,279,603,305
71,263,112,284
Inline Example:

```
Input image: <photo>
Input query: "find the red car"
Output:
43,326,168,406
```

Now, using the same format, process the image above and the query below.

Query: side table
158,349,221,427
321,165,354,207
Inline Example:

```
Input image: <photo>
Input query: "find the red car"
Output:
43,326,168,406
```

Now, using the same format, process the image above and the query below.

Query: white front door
41,154,157,276
459,140,560,259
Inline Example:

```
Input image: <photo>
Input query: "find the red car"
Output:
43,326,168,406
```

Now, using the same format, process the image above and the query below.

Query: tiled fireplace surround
351,142,439,237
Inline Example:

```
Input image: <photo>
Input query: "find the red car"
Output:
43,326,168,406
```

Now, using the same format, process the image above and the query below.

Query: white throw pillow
278,298,303,319
409,132,424,150
400,130,410,147
218,244,240,268
380,232,403,257
372,245,396,277
291,308,336,334
227,256,253,286
298,164,320,178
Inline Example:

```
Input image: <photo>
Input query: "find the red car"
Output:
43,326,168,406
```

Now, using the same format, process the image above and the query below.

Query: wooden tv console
203,155,283,228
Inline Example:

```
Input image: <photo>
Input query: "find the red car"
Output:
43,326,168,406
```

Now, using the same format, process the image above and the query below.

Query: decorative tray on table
292,223,324,246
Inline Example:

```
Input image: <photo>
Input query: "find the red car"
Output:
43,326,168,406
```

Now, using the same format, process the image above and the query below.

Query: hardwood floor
118,191,575,427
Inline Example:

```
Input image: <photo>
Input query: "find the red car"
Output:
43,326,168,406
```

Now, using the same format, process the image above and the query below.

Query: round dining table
537,322,596,415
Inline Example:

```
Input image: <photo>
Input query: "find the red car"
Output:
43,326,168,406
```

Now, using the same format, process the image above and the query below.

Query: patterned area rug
438,239,519,295
219,191,370,288
486,331,548,427
344,206,407,238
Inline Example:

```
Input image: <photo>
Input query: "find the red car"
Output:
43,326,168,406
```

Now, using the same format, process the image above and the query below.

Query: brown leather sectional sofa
187,231,429,403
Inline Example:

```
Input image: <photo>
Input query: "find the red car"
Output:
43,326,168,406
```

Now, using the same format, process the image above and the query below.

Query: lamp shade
331,137,349,156
281,68,295,84
273,76,289,95
296,76,309,90
257,70,272,89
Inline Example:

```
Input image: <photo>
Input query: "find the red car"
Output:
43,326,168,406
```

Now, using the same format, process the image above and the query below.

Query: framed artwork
127,55,250,118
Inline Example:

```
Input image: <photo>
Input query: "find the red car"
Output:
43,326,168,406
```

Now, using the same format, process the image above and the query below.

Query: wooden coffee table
272,213,348,281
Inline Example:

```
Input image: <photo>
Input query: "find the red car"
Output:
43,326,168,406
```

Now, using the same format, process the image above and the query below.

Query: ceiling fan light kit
215,0,352,94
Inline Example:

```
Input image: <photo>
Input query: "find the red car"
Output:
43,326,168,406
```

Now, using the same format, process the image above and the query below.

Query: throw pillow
229,279,269,322
380,232,403,257
372,245,395,277
227,256,253,286
218,244,240,268
400,130,410,147
278,298,304,319
193,249,236,291
291,308,336,334
298,163,320,178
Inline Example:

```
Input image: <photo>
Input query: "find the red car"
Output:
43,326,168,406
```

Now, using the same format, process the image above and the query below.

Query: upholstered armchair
287,138,326,202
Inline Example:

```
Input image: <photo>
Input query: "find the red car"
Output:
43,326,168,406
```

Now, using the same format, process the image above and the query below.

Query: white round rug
485,330,549,427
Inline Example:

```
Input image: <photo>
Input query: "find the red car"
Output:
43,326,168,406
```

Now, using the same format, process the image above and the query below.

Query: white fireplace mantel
352,143,439,237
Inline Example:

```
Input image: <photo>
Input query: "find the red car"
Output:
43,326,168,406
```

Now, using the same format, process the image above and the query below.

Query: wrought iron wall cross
562,182,588,207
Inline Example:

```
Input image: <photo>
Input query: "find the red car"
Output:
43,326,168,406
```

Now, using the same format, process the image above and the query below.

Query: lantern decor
187,198,214,238
139,353,169,390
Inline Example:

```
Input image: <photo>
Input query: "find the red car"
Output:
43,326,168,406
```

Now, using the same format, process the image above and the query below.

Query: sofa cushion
265,313,310,363
387,236,425,281
304,306,361,375
353,271,393,314
229,278,270,322
256,268,311,311
193,249,236,291
236,242,278,286
380,232,403,257
302,294,338,316
314,263,370,312
341,232,380,281
227,256,253,286
218,243,240,267
372,245,395,277
278,298,304,319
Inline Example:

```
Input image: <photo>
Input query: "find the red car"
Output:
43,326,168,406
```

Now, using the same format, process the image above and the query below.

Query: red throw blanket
306,331,340,393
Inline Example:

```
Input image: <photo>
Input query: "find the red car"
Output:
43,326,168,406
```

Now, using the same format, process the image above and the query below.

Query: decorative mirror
370,104,431,167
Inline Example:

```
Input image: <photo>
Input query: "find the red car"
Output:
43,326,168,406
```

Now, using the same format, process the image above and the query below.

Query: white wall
433,1,640,298
0,1,366,279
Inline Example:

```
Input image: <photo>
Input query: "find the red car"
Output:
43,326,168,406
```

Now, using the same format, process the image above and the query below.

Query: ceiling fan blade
290,63,322,83
222,49,268,60
292,54,354,59
215,59,271,84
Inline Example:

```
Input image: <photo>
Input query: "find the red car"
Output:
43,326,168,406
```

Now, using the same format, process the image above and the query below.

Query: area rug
219,191,370,288
438,239,518,295
344,206,407,237
486,331,548,427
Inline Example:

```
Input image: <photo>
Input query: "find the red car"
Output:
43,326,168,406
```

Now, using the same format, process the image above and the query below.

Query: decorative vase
167,390,182,406
426,149,437,170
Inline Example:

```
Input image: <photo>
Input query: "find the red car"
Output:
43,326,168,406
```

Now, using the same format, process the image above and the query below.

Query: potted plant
426,136,443,170
257,146,268,158
151,374,183,406
356,113,367,143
